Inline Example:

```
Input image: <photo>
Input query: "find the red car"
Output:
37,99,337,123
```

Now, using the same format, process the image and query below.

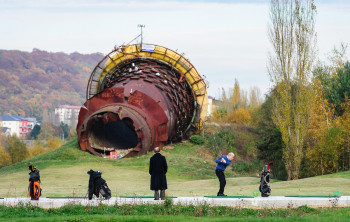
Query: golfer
215,152,234,196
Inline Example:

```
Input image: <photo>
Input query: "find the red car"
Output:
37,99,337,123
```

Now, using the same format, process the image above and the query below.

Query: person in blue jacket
215,152,235,196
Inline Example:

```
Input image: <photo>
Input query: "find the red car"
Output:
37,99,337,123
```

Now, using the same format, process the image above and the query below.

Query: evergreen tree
325,62,350,116
30,125,41,140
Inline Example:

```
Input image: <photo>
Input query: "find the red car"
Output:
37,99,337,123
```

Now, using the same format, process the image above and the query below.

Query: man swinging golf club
215,152,234,196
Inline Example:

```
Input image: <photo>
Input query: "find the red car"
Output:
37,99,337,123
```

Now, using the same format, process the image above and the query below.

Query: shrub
189,135,205,145
206,130,236,156
232,159,262,175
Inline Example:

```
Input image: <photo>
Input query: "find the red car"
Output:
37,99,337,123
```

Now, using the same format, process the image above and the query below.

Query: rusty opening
87,112,138,154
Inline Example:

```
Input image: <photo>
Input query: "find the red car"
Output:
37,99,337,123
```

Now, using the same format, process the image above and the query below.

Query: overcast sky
1,0,349,98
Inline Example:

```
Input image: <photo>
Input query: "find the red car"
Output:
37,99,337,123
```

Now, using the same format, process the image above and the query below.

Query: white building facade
0,115,34,138
0,118,20,136
54,105,81,126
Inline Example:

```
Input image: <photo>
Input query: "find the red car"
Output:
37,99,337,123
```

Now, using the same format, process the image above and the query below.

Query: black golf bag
259,162,273,197
87,170,111,200
28,164,42,200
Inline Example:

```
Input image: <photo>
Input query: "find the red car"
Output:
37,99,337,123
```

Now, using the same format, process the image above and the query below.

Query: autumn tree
6,134,28,164
303,44,350,176
27,140,45,158
239,89,249,109
211,88,229,122
27,138,62,158
268,0,317,179
46,137,62,151
0,144,12,168
38,107,56,140
37,122,56,140
249,87,262,109
231,79,241,109
304,73,335,176
211,80,263,125
227,107,252,125
327,42,348,75
220,87,230,116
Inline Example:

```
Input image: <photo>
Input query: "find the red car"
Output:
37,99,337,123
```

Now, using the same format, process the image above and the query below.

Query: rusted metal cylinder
77,44,207,157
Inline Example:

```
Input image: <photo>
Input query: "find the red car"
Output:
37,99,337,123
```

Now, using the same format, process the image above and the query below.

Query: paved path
1,196,349,209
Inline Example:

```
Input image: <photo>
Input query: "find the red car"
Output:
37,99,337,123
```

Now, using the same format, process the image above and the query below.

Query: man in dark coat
149,147,168,200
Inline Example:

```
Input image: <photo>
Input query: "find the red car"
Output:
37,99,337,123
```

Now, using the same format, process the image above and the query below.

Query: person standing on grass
149,147,168,200
215,152,235,196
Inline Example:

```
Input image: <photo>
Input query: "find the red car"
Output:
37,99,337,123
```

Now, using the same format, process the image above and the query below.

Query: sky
1,0,349,98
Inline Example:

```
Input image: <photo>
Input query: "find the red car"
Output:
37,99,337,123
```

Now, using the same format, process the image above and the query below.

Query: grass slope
0,139,349,197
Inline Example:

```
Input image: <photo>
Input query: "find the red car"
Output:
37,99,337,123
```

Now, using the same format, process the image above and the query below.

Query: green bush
189,135,205,145
232,159,262,175
206,130,236,156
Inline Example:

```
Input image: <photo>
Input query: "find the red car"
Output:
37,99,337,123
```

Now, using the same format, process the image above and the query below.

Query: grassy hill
0,139,349,198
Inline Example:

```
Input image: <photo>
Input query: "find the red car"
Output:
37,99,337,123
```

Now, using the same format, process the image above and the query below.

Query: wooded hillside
0,49,103,121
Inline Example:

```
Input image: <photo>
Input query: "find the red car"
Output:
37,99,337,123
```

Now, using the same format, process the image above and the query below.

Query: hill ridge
0,49,103,121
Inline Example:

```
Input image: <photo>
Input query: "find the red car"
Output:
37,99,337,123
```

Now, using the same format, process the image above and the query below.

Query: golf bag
259,162,273,197
28,164,41,200
87,170,111,200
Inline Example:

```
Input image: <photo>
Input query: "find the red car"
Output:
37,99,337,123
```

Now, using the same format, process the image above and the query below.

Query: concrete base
1,196,349,209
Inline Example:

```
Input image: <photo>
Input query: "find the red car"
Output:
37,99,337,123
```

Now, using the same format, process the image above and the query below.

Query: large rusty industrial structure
76,44,208,158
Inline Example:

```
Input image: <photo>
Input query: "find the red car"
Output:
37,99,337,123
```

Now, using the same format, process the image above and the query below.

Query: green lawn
0,139,349,197
3,213,350,222
0,204,349,222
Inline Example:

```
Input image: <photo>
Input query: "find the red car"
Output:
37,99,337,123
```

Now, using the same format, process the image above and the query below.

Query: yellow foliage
0,145,12,168
28,141,45,158
231,79,241,108
27,138,62,158
227,108,252,125
305,79,334,175
305,82,350,175
46,137,62,152
210,107,226,123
